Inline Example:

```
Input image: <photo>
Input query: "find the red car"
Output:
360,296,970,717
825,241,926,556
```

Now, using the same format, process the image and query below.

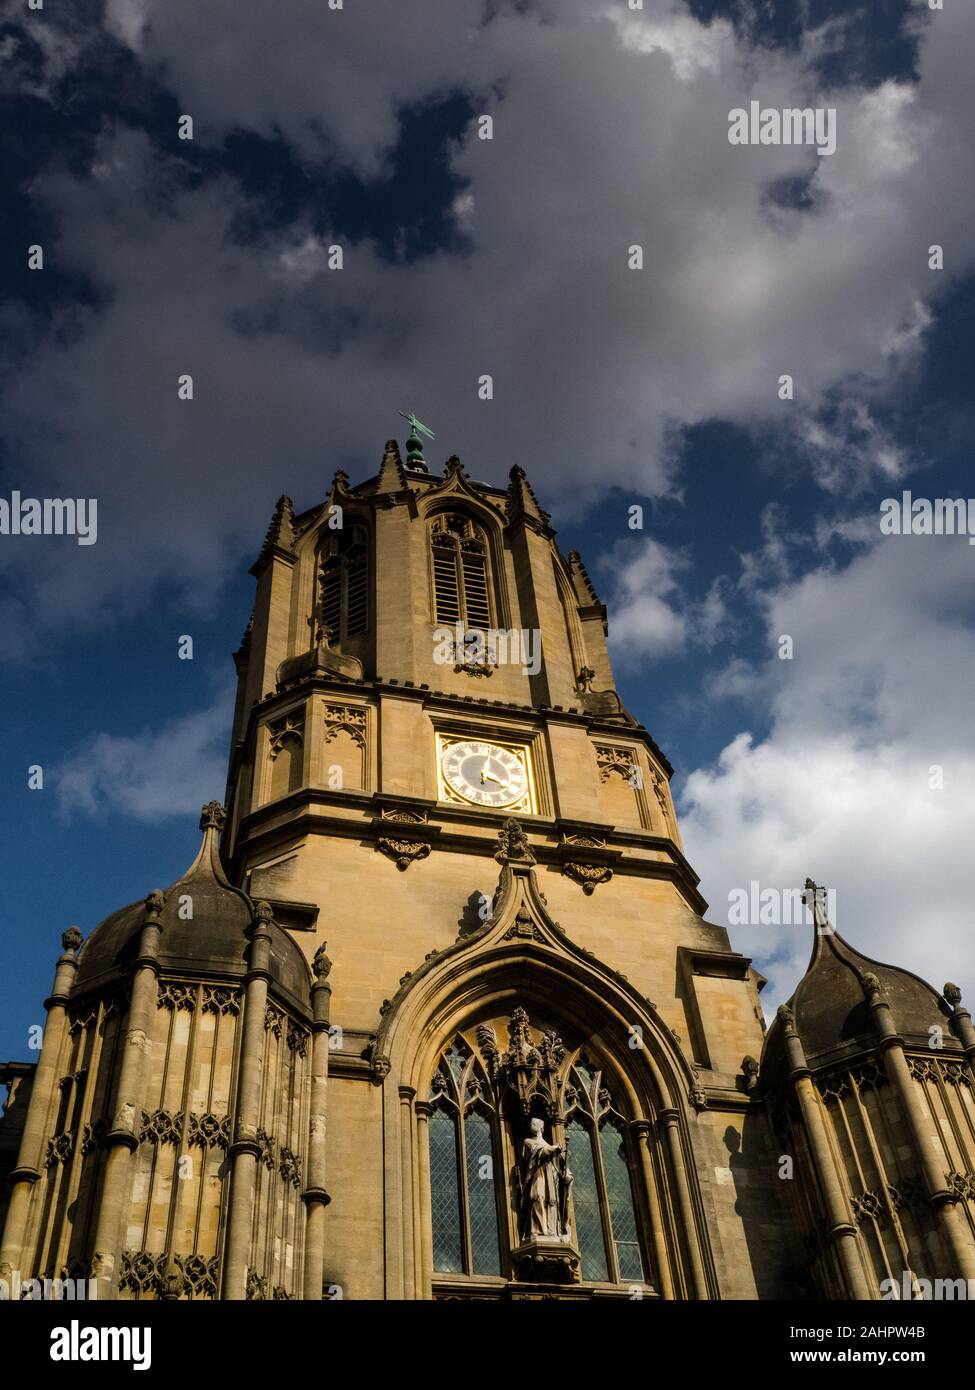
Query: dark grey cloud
2,0,973,660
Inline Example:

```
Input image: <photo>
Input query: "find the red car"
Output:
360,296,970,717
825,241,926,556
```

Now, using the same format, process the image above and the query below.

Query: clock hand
480,767,509,788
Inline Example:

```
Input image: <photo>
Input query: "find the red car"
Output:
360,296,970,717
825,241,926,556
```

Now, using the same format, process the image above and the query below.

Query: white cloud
610,6,734,77
602,538,689,660
55,693,232,822
276,234,331,282
797,400,911,493
103,0,151,53
602,536,731,664
103,0,487,176
680,532,975,1016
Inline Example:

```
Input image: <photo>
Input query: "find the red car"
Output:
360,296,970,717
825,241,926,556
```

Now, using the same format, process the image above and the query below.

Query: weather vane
398,410,435,440
399,410,435,467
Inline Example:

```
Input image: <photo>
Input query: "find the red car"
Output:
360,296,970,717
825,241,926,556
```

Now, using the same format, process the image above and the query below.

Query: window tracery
429,1037,502,1277
426,1014,648,1290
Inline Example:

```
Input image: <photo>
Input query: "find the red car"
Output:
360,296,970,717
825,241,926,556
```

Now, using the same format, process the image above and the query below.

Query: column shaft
399,1086,416,1300
91,900,164,1299
223,906,272,1300
0,933,81,1279
631,1120,674,1299
793,1075,872,1299
866,982,975,1283
414,1103,434,1300
883,1041,975,1282
302,969,331,1300
660,1110,708,1299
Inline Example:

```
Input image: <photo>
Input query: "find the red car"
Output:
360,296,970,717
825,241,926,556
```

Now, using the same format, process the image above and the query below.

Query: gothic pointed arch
420,462,510,631
370,834,716,1299
419,455,508,532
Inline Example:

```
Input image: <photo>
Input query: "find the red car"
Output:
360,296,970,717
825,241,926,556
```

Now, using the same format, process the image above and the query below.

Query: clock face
441,740,529,809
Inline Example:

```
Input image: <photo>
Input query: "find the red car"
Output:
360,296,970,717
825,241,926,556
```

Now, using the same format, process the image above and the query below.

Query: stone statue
519,1118,571,1240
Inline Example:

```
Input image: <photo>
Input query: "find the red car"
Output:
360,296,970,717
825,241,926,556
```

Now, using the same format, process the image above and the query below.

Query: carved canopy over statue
468,1007,584,1281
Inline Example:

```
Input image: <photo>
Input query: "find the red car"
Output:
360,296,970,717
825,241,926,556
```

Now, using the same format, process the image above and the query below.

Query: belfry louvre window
428,1039,502,1277
319,523,369,642
431,513,491,629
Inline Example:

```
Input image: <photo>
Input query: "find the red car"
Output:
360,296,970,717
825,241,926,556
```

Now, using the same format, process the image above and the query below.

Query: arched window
424,1014,654,1293
428,1038,502,1277
430,514,491,629
564,1055,646,1283
319,523,369,643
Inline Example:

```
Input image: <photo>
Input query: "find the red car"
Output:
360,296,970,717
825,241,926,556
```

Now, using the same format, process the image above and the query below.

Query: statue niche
477,1008,581,1284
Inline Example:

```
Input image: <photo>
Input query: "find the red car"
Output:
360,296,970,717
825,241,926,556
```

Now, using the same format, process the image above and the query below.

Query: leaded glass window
426,1021,651,1291
564,1056,647,1284
599,1117,644,1281
566,1114,609,1281
464,1108,500,1275
429,1106,463,1273
428,1038,502,1277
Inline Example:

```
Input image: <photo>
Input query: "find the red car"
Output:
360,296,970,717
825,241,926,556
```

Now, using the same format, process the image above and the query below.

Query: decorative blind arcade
431,514,491,629
319,525,368,642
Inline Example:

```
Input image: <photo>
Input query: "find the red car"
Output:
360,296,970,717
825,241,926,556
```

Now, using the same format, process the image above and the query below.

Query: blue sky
1,0,973,1059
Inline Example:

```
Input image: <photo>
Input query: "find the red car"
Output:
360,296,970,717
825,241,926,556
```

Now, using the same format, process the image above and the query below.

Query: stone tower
220,435,783,1298
3,432,973,1301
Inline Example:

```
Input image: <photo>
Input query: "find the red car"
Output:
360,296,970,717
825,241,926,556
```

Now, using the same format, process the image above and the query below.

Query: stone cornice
230,792,707,913
231,673,674,780
327,1052,375,1081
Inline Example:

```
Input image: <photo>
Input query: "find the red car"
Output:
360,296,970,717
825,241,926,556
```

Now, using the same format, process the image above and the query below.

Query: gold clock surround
436,733,536,814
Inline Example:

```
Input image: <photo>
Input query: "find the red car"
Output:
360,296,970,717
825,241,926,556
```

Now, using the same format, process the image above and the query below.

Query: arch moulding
370,842,717,1300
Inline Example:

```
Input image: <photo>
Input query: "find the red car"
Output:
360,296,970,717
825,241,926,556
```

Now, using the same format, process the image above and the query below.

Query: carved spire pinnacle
575,665,596,694
255,495,297,568
328,469,351,501
506,464,550,530
61,925,84,954
860,970,883,1003
567,549,601,606
200,801,227,833
376,438,407,492
803,878,832,936
144,889,165,919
